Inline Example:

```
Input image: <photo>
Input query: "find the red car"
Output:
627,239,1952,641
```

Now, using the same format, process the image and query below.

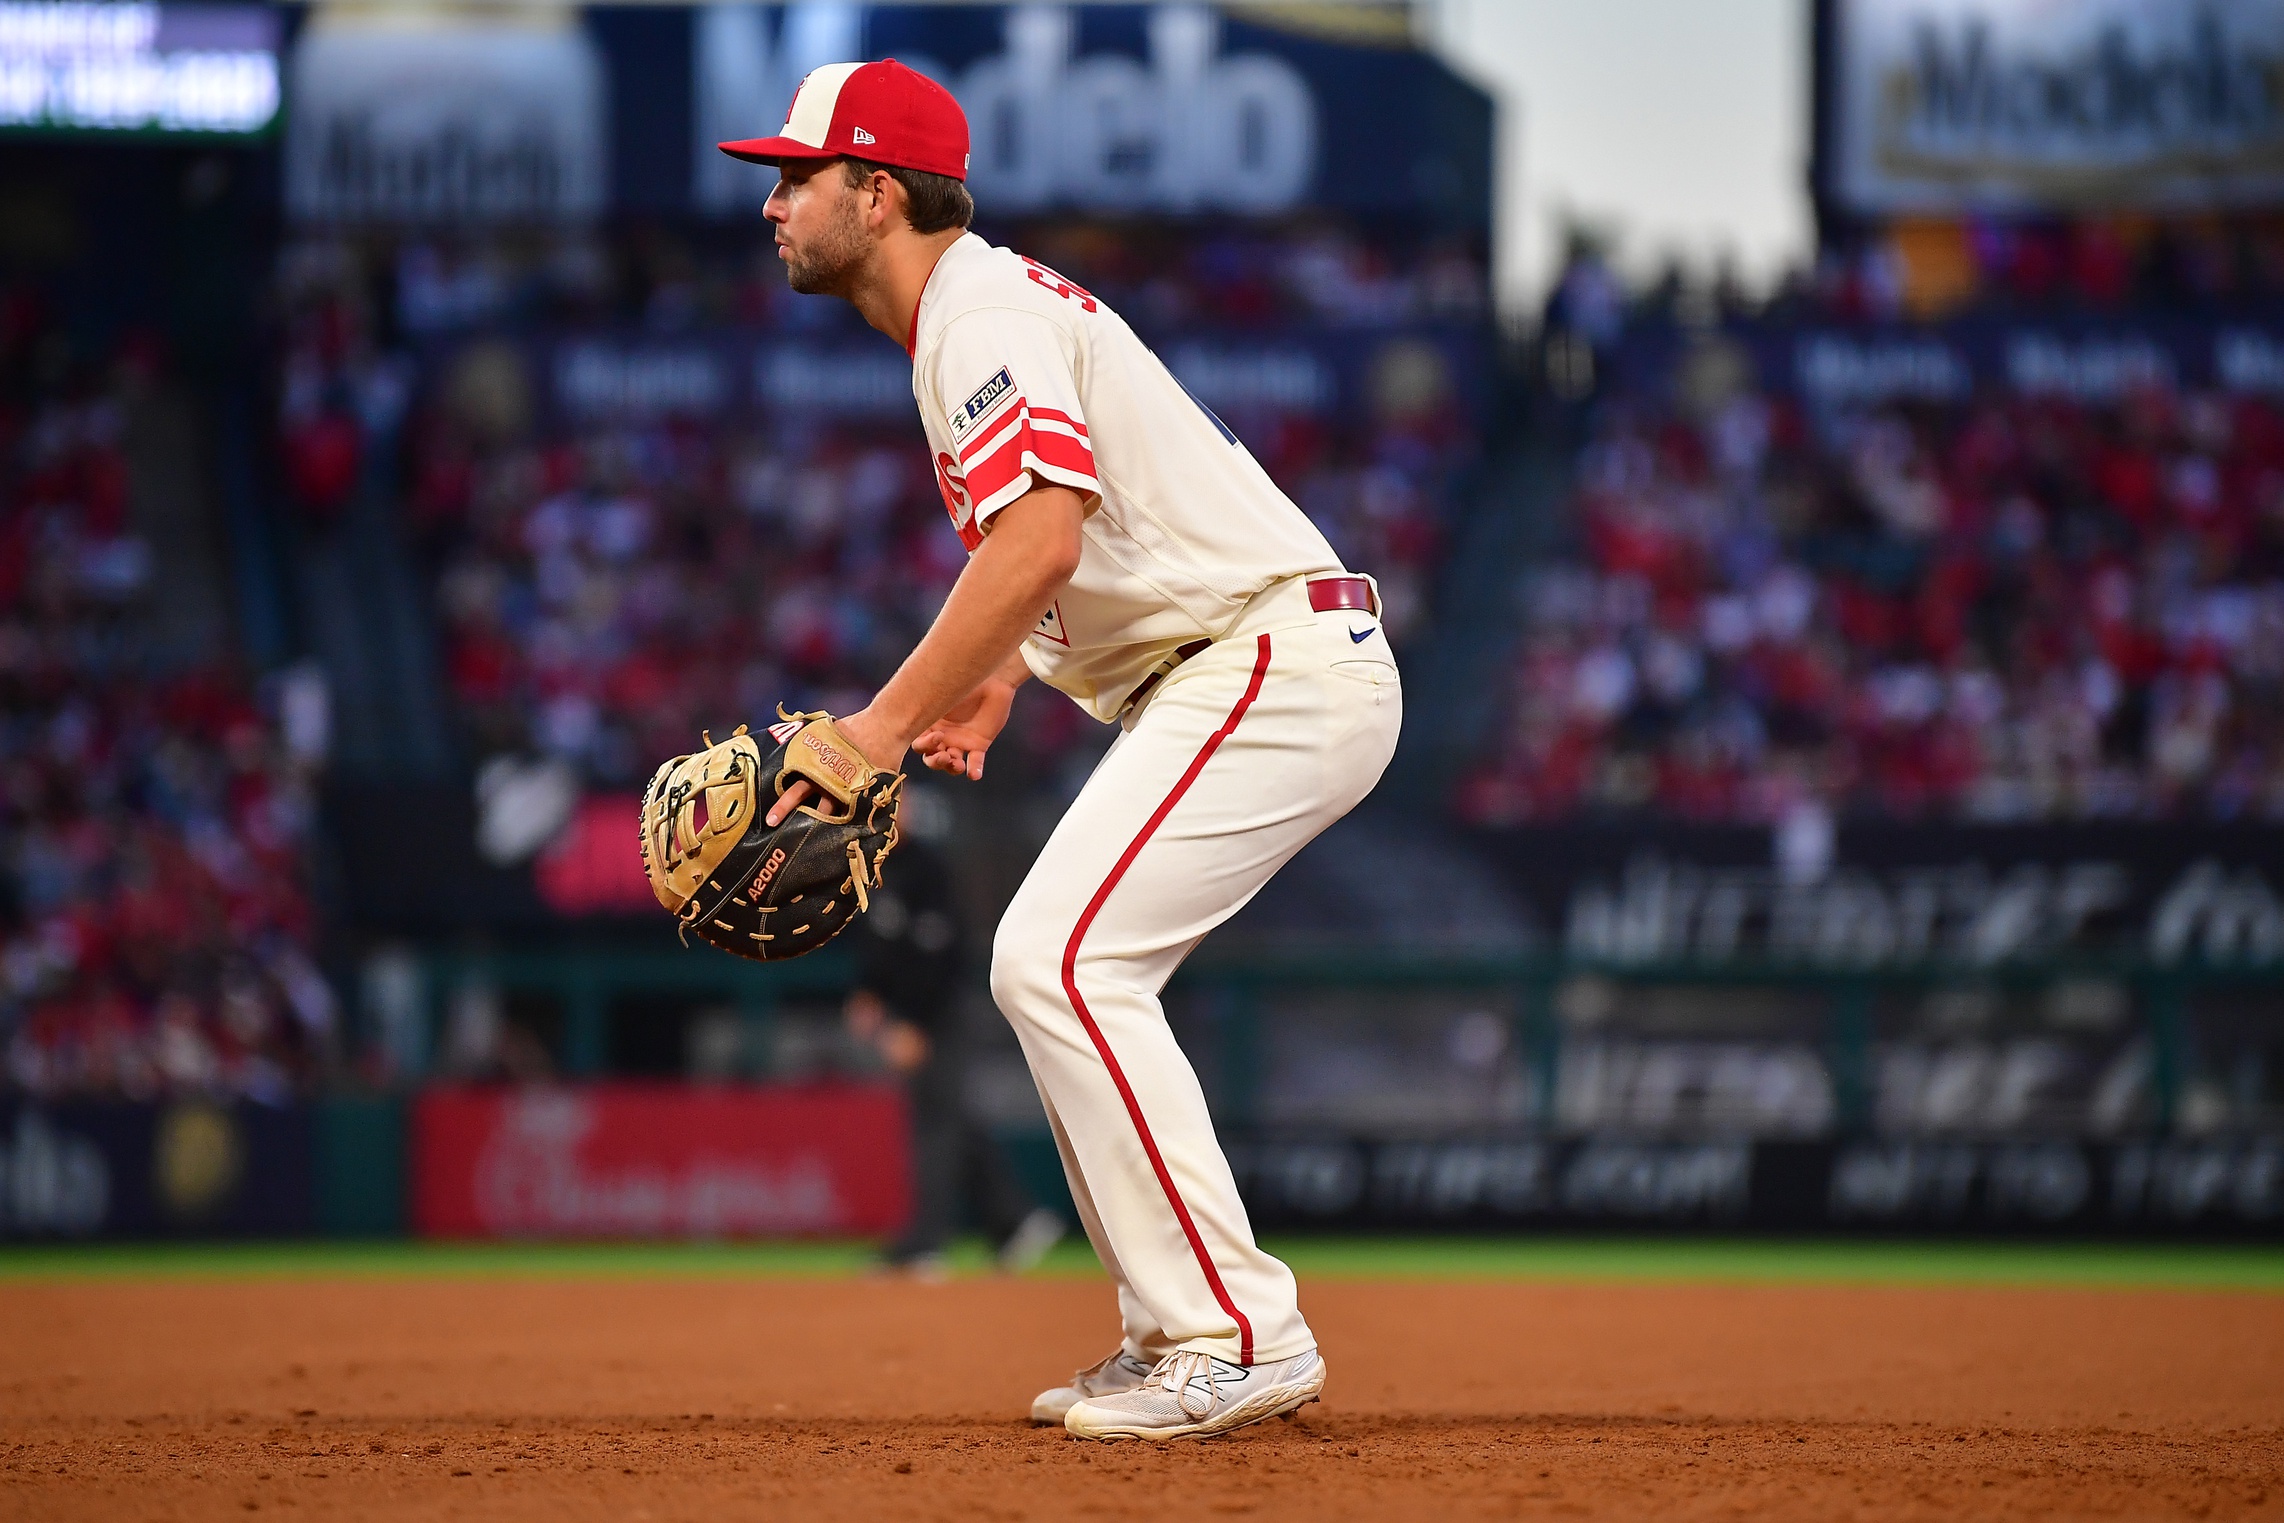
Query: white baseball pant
990,579,1402,1366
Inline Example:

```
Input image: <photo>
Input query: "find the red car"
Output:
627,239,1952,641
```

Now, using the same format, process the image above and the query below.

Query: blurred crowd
422,408,967,786
1462,362,2284,825
1542,216,2284,343
0,290,335,1102
1804,216,2284,326
276,223,1479,791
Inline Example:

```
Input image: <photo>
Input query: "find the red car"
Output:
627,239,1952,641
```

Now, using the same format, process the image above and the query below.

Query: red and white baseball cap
718,59,969,181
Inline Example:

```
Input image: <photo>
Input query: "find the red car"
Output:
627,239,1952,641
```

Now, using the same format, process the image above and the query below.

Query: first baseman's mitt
638,709,902,962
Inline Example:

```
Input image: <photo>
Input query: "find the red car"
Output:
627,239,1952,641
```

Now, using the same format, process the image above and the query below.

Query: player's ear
868,169,911,233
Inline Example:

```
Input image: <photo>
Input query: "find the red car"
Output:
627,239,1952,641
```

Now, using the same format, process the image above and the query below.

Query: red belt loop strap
1307,575,1379,616
1059,633,1273,1366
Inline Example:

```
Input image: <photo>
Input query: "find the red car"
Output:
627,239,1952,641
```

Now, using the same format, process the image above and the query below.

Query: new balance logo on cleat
1063,1349,1325,1441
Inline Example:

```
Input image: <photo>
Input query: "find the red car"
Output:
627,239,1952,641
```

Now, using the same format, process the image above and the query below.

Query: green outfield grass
0,1235,2278,1289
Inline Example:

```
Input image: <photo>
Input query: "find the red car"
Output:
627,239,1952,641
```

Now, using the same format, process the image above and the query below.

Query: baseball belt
1121,574,1380,716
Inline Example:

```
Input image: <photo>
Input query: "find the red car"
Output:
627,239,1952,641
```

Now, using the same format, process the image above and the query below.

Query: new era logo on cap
717,58,969,181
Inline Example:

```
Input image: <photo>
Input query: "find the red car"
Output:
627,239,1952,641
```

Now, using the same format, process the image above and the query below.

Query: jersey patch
949,367,1018,440
1032,600,1069,647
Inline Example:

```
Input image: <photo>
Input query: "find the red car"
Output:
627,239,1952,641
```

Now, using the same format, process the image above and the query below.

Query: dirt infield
2,1268,2280,1521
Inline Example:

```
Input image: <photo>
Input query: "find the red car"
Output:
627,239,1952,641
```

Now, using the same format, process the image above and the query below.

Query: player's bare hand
914,678,1017,781
919,725,992,780
765,707,909,827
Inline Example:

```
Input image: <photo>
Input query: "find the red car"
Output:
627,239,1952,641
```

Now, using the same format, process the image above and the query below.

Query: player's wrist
847,702,921,762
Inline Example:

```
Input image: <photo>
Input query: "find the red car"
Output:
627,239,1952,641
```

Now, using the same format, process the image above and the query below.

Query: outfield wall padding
1225,1134,2284,1236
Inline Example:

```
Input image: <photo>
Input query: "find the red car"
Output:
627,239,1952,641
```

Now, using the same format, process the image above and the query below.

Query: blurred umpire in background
844,788,1065,1275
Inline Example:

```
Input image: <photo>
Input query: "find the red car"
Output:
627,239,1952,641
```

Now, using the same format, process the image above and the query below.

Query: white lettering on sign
1168,344,1334,413
1562,854,2150,968
0,2,280,136
287,17,606,224
693,4,1318,216
1559,1141,1750,1221
555,343,726,421
2006,332,2176,400
0,1109,109,1234
473,1091,844,1236
1831,0,2284,213
753,344,912,416
1794,333,1971,406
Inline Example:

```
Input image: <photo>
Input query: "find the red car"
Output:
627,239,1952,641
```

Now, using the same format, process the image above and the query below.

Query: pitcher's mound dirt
1,1271,2279,1520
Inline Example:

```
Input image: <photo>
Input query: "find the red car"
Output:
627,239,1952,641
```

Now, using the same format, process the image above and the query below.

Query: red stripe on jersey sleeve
961,436,1030,506
1027,430,1096,477
966,424,1102,523
1030,405,1089,437
956,401,1024,465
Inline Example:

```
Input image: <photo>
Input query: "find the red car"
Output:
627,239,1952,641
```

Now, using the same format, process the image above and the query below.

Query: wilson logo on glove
638,709,902,962
798,728,864,787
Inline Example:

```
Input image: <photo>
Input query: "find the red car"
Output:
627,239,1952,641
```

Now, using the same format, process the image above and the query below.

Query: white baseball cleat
1062,1348,1325,1441
1030,1349,1157,1426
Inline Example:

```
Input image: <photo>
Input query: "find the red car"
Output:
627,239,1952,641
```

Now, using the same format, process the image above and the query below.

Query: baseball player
721,59,1401,1440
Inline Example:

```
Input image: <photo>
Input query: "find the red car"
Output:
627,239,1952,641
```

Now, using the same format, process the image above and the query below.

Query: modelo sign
411,1083,910,1238
286,11,607,224
1824,0,2284,212
696,3,1315,215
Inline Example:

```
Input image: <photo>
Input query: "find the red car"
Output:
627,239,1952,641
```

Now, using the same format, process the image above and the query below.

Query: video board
0,1,279,138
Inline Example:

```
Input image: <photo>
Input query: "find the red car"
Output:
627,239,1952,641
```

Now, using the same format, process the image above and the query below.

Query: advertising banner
411,1083,910,1238
0,1100,315,1238
695,4,1312,217
280,4,1488,226
1474,821,2284,969
519,324,1483,429
286,12,608,224
685,3,1489,225
1621,316,2284,412
1822,0,2284,214
1228,1132,2284,1235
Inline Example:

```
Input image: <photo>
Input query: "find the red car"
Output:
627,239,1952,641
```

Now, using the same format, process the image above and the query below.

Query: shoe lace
1143,1350,1220,1420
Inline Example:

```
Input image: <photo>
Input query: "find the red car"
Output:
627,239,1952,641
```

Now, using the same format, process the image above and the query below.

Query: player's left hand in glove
638,709,902,962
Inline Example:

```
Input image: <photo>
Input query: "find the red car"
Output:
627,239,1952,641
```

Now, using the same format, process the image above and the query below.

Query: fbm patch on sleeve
949,367,1018,441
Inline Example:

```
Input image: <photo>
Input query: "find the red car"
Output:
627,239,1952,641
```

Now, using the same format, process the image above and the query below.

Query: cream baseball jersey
911,233,1345,720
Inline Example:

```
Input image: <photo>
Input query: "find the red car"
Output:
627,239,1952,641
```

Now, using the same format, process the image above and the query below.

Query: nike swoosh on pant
1349,626,1376,643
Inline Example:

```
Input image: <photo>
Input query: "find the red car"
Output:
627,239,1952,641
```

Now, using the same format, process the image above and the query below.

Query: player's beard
782,189,869,296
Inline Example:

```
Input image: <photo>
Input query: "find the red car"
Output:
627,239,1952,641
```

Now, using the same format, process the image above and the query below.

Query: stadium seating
1461,246,2284,826
0,290,335,1100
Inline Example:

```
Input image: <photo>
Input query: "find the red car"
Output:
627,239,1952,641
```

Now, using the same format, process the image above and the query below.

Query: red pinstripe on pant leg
1058,633,1272,1366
